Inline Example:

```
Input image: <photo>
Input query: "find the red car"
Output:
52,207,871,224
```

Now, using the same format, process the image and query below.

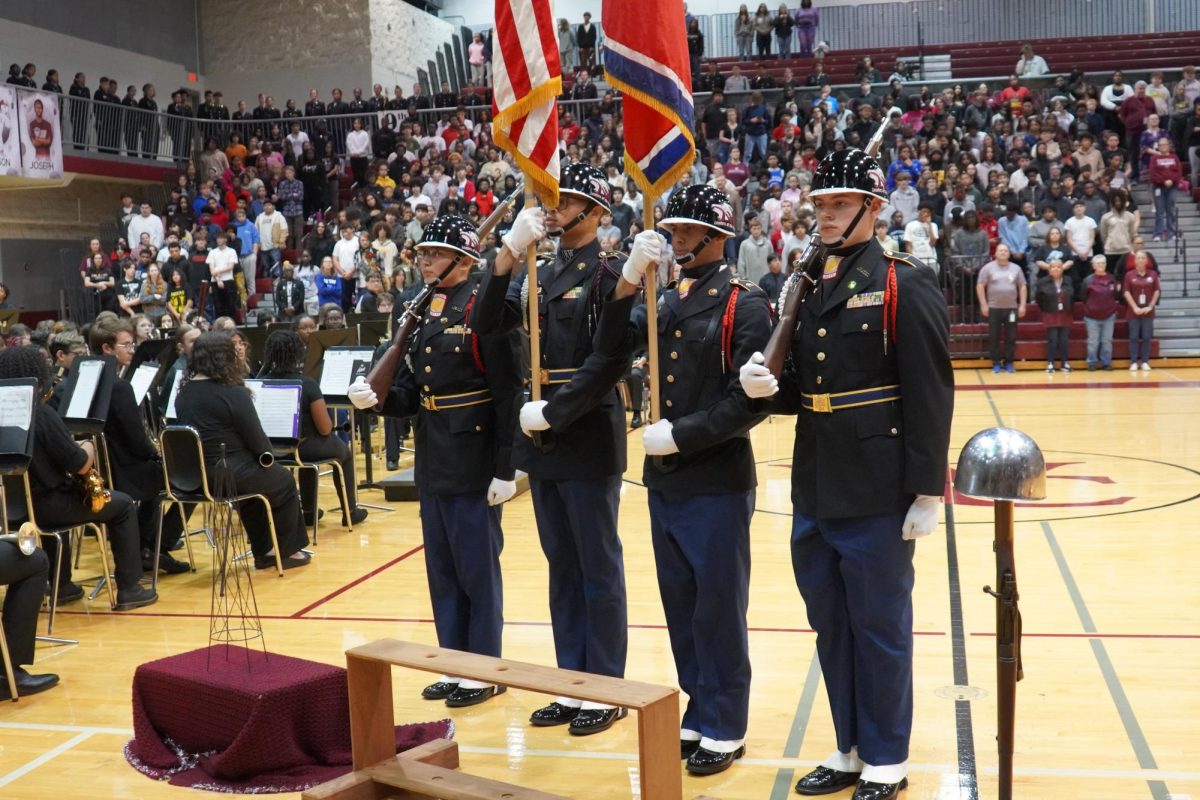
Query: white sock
553,696,582,709
820,747,863,773
456,678,493,690
580,700,615,711
680,728,702,742
699,736,744,754
861,760,907,784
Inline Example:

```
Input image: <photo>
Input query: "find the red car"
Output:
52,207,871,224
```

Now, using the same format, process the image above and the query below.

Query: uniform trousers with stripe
649,489,753,742
791,509,914,766
529,476,627,678
418,490,504,657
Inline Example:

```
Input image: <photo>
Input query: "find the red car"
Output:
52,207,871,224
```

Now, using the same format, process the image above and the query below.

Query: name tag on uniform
563,287,584,300
846,291,885,309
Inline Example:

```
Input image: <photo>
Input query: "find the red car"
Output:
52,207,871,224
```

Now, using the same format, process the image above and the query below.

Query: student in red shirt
1122,251,1160,371
1081,254,1120,370
1148,138,1182,241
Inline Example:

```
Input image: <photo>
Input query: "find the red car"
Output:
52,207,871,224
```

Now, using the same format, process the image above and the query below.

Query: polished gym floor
1,366,1198,800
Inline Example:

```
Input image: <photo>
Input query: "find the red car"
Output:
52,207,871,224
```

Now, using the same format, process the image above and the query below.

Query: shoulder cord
883,259,899,353
720,287,740,373
463,293,485,373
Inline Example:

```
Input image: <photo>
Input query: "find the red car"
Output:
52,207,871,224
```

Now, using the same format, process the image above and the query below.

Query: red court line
971,631,1200,640
290,544,426,618
955,380,1200,392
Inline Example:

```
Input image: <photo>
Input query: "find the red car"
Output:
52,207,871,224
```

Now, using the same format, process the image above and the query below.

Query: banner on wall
18,90,63,179
0,87,20,176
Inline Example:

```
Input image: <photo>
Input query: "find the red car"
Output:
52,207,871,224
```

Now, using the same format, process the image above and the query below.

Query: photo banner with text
18,90,64,179
0,86,20,176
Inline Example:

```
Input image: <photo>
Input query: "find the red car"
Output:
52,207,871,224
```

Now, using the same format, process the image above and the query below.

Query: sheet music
129,363,159,406
319,348,374,397
0,383,33,431
245,380,301,439
65,360,103,419
165,370,185,420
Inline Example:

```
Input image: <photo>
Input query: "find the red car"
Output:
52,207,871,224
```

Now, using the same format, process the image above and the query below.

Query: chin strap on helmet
674,232,714,266
822,195,875,248
547,200,596,237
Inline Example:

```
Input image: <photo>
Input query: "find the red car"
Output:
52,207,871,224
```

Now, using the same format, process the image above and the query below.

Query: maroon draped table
125,644,452,793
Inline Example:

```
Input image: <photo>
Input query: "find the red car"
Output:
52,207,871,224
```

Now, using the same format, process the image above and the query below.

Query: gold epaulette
730,277,760,292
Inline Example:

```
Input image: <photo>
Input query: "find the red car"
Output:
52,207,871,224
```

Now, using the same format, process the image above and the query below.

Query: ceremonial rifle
364,183,523,405
761,108,902,378
985,499,1022,800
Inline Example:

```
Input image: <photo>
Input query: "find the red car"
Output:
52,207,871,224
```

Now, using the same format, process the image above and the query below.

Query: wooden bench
330,639,683,800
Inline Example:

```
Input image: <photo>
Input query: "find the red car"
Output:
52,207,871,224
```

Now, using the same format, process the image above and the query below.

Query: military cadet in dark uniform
210,92,230,145
120,84,141,157
348,216,521,708
740,150,954,800
166,90,193,164
94,77,119,154
138,84,159,159
68,72,90,150
605,185,773,775
471,164,636,736
195,90,215,143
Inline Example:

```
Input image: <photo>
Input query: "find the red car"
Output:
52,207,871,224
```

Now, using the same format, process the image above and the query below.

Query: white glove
502,207,547,255
486,477,518,506
518,400,551,436
347,376,378,410
642,419,679,456
623,230,664,286
902,495,941,540
739,352,778,399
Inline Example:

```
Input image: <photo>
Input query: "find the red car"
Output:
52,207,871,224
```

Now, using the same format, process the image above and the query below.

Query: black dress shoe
0,668,59,700
114,586,158,611
568,706,627,736
142,548,189,575
852,778,908,800
52,582,84,605
255,551,311,570
421,680,459,700
386,460,398,471
681,739,701,759
346,507,368,526
686,745,744,775
795,766,862,795
630,413,643,429
529,701,580,727
445,685,506,708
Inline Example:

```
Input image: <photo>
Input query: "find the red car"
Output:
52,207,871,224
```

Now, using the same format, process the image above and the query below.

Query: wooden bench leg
638,692,682,800
348,655,396,771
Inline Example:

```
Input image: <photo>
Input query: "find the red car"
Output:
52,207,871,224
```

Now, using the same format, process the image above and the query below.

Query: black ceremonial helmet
809,148,889,246
549,162,612,236
415,215,481,261
659,184,736,265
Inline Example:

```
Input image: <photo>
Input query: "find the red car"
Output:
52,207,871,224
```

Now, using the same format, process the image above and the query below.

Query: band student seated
174,332,311,570
87,317,190,575
0,346,157,611
349,214,521,708
0,537,59,699
258,329,367,528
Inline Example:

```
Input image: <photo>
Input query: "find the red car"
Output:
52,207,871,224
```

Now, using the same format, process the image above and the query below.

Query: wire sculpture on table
207,443,266,668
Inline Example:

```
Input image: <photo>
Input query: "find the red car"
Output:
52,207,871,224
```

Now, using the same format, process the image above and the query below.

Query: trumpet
0,522,39,556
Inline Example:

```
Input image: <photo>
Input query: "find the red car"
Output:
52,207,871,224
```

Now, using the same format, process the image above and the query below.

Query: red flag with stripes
491,0,561,207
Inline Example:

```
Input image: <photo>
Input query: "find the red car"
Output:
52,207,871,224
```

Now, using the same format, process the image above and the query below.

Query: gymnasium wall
0,10,198,101
197,0,373,109
369,0,458,96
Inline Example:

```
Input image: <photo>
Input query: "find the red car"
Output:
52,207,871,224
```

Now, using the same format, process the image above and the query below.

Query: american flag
602,0,695,202
491,0,561,207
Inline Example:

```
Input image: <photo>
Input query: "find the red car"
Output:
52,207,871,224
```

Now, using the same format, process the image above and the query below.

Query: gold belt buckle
810,393,833,413
538,368,551,385
421,395,437,411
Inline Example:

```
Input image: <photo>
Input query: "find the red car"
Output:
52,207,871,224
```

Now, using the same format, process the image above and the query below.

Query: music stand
57,356,116,438
236,325,271,375
346,313,390,349
127,339,173,376
0,378,78,647
317,345,392,513
303,328,359,378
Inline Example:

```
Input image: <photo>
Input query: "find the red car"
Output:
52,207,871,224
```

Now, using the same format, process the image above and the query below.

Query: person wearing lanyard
1122,251,1160,371
1034,258,1074,373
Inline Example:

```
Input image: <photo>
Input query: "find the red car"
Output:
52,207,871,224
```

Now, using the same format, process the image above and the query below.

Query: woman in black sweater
175,332,310,569
259,329,366,527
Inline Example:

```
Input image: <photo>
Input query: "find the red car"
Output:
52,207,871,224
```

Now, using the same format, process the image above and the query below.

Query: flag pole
525,195,541,404
642,204,661,424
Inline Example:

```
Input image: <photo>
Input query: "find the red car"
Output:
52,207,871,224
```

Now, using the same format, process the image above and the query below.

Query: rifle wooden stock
762,239,825,379
985,499,1022,800
362,184,524,406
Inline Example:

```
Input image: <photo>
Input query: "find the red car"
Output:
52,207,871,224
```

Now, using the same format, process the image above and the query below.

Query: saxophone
79,466,111,513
